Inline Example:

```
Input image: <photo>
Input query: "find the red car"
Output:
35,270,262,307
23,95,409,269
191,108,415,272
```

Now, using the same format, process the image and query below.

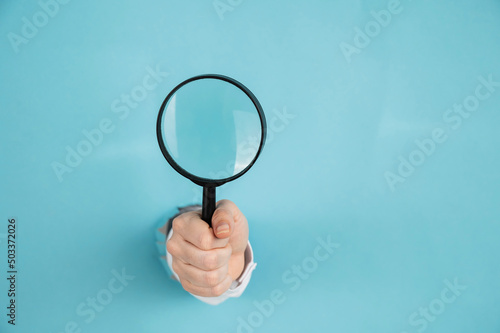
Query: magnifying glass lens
161,78,262,180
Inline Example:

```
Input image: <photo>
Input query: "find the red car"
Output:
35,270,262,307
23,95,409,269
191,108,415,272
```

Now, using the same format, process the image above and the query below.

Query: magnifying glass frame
156,74,267,226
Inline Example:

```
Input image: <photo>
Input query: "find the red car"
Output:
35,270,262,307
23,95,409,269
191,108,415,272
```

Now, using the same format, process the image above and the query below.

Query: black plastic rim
156,74,267,187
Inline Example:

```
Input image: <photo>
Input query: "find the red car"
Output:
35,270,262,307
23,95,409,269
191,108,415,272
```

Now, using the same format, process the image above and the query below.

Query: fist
166,200,249,297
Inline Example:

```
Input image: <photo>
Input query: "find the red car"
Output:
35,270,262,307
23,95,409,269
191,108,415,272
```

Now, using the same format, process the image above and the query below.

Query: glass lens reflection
160,78,262,180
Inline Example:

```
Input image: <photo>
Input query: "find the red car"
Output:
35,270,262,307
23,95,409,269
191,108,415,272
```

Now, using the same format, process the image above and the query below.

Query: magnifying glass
156,74,266,227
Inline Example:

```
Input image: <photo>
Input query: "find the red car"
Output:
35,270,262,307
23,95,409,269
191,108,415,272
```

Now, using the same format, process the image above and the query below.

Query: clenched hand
166,200,249,297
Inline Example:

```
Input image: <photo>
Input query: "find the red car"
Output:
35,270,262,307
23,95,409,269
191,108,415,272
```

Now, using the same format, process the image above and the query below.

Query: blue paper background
1,0,499,332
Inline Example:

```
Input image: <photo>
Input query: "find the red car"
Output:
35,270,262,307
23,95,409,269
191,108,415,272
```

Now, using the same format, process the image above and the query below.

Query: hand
166,200,249,297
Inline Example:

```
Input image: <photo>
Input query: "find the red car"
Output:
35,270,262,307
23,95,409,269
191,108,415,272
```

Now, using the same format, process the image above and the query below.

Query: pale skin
166,199,249,297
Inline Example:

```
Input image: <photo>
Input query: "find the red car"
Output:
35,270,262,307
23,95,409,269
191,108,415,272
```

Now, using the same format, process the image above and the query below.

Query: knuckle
203,271,221,287
172,216,184,233
210,283,227,297
198,233,212,250
201,252,218,270
166,237,183,257
212,209,230,223
166,239,176,255
218,199,233,207
171,259,181,275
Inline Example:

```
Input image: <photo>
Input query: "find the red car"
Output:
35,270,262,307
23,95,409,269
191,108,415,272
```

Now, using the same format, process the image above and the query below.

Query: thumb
211,203,235,239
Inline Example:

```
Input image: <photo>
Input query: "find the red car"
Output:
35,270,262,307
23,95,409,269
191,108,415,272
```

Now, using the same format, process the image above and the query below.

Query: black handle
202,186,216,227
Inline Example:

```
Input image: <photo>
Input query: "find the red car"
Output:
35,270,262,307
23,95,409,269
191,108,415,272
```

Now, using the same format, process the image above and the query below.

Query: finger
173,259,229,288
167,233,232,270
173,211,228,250
212,200,242,239
180,275,233,297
